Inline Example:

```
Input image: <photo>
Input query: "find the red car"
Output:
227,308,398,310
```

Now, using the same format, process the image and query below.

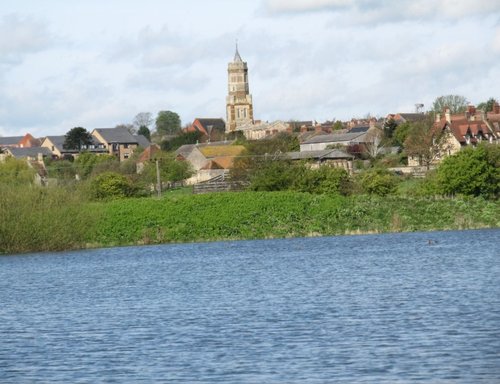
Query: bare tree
133,112,153,129
404,115,451,169
115,123,136,134
364,128,385,159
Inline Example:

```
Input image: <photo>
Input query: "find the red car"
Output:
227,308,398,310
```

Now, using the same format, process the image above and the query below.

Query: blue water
0,229,499,383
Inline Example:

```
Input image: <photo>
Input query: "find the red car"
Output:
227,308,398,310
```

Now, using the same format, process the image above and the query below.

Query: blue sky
1,0,499,137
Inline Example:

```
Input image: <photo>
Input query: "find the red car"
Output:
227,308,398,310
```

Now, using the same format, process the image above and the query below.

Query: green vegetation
1,141,499,255
0,184,98,254
89,192,499,248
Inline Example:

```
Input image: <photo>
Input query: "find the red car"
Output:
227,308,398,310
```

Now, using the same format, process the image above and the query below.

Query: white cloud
264,0,500,21
0,14,52,65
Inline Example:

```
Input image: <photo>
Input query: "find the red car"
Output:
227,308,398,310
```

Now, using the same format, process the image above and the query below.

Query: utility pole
155,159,161,198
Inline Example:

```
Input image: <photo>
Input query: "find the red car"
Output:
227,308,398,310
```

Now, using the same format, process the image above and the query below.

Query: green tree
436,146,499,198
74,153,118,179
383,118,398,139
477,97,498,112
161,131,202,151
156,110,181,136
392,121,412,147
140,151,193,185
63,127,93,150
333,120,344,130
137,125,151,141
432,94,469,114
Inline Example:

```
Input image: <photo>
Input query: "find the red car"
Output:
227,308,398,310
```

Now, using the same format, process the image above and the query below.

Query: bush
292,165,351,195
357,168,398,196
89,172,136,200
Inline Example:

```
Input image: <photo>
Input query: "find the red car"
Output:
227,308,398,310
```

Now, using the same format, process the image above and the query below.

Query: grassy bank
89,192,500,248
1,189,498,254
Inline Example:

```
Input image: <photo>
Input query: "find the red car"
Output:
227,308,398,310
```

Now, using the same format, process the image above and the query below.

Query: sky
1,0,500,137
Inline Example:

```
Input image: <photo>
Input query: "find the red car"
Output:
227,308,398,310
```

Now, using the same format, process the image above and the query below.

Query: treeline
231,134,500,199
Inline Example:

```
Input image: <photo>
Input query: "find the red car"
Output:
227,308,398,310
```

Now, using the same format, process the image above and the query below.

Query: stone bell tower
225,44,253,132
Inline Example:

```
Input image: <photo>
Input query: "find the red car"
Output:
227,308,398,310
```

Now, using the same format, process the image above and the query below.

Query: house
91,127,150,161
1,147,52,185
408,105,500,167
0,133,40,149
41,135,107,159
185,118,226,142
385,113,427,125
136,144,162,173
235,120,292,140
176,142,245,184
299,131,368,152
2,146,52,161
286,149,353,174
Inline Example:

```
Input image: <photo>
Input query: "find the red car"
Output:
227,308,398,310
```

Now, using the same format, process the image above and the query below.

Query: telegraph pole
156,159,161,198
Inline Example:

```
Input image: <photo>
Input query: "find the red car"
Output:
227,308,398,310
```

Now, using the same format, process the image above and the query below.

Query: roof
287,149,353,161
303,131,366,144
93,127,137,143
137,144,161,163
43,135,104,153
134,134,151,148
0,136,23,146
348,126,370,134
195,118,226,131
175,144,196,159
397,113,427,122
7,147,52,158
234,44,243,62
198,145,245,158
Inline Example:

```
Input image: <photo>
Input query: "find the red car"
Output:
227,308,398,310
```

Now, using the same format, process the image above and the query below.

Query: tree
63,127,93,150
137,126,151,141
115,123,136,134
404,115,450,170
392,121,412,147
477,97,498,112
364,128,385,159
436,145,499,198
134,112,153,129
383,118,398,139
432,94,469,114
333,120,344,130
156,110,181,136
74,152,118,179
161,131,202,151
140,151,193,186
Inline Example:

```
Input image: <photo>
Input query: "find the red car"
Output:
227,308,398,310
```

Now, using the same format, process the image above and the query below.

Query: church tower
226,44,253,132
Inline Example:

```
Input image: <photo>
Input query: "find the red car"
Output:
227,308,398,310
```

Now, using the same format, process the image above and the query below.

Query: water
0,229,499,383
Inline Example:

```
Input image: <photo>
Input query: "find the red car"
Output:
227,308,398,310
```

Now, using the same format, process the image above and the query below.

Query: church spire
234,40,242,62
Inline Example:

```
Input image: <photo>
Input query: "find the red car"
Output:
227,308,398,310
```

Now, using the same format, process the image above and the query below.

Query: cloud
0,14,52,65
264,0,500,21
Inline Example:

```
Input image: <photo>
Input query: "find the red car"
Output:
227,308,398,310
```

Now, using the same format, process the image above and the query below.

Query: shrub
357,168,398,196
89,172,136,199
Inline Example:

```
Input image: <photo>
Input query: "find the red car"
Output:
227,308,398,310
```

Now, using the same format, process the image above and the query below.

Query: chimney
444,108,451,124
467,105,476,115
435,113,441,122
493,102,500,114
